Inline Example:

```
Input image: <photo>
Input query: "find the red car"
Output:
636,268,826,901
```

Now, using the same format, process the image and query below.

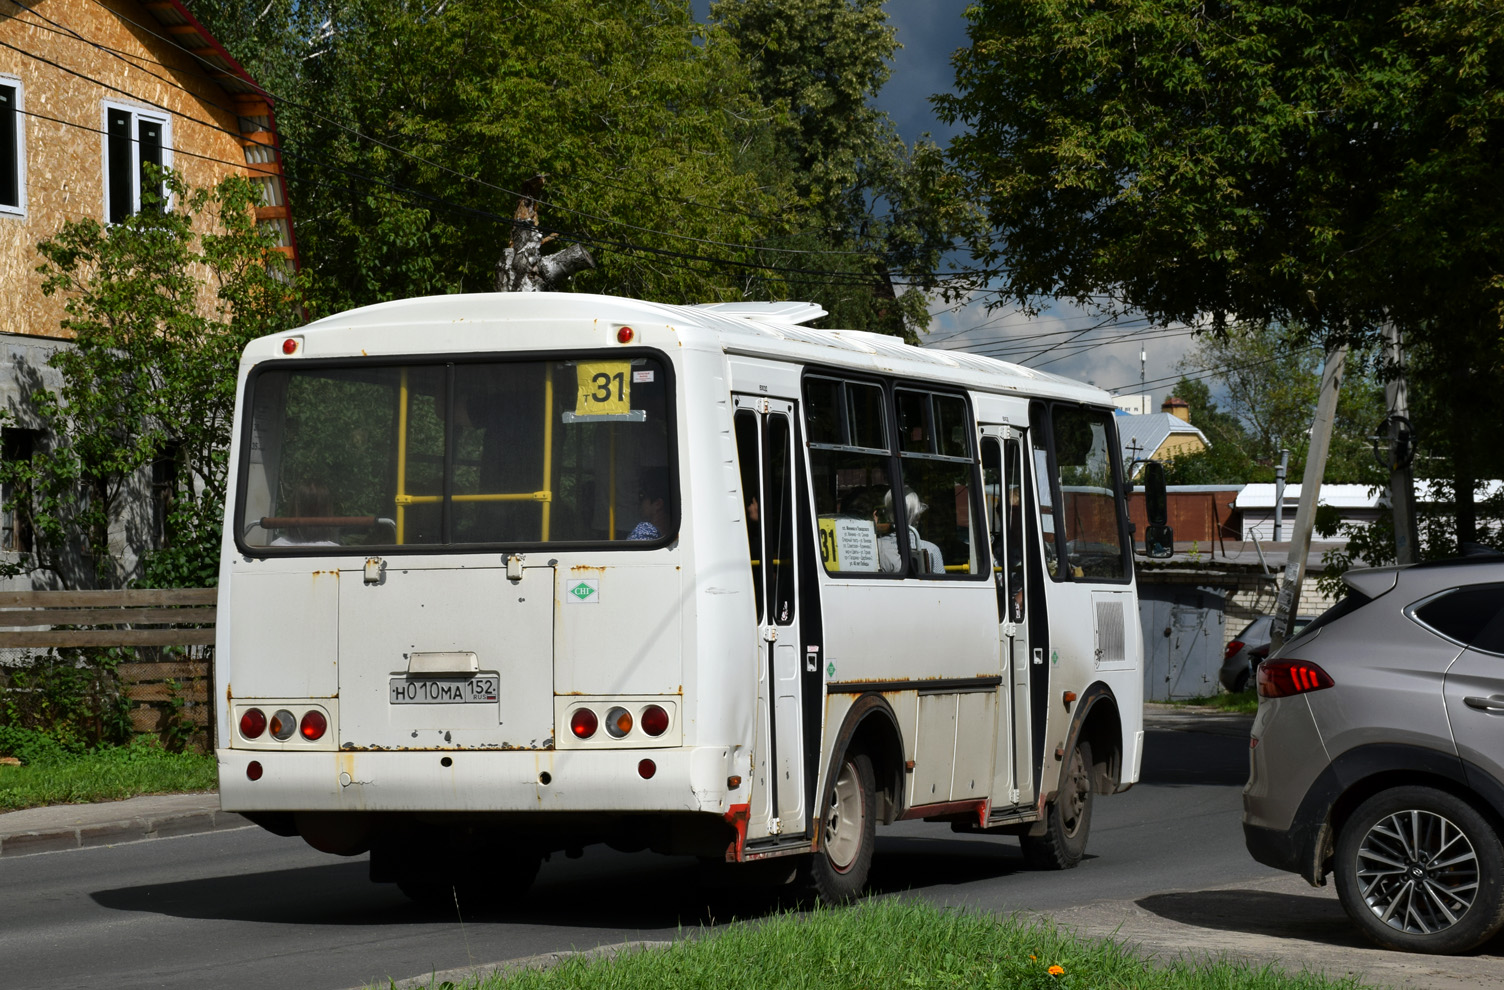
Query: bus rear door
734,397,807,840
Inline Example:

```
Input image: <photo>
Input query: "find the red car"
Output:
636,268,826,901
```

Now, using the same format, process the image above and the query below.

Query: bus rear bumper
217,746,733,815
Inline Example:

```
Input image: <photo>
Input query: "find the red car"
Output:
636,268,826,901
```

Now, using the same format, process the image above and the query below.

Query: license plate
390,676,499,704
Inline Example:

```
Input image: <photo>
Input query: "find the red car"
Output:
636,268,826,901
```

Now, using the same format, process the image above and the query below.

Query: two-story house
0,0,294,582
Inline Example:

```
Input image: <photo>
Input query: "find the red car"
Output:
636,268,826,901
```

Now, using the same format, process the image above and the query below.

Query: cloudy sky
693,2,1201,409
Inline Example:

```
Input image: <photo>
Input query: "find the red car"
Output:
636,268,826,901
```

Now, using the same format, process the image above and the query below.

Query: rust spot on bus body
569,565,607,576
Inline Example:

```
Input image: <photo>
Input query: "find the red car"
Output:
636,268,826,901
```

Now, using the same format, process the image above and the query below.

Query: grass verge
1167,690,1259,714
0,730,215,811
390,899,1368,990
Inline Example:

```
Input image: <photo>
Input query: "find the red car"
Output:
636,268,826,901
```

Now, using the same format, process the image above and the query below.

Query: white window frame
0,74,25,218
100,100,173,222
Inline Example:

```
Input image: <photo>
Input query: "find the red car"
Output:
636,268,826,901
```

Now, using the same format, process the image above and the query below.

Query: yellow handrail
396,368,410,544
541,364,554,540
391,364,559,545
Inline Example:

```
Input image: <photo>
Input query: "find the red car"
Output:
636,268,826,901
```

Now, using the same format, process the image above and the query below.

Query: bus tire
804,750,876,902
1021,739,1093,870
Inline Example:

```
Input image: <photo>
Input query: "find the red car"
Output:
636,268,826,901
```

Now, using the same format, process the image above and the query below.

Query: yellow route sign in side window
575,362,632,417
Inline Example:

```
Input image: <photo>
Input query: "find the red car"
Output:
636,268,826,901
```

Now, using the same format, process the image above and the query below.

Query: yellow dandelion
1048,964,1065,976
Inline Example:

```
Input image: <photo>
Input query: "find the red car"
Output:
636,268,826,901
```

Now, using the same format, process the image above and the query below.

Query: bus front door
982,427,1035,812
734,397,806,841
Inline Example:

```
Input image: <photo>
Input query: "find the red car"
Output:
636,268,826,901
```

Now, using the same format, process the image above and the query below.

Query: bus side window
892,389,983,578
734,409,764,622
1003,437,1026,622
763,413,796,626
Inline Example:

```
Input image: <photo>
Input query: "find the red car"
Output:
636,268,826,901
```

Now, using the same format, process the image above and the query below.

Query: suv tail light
1258,659,1334,698
1223,639,1246,661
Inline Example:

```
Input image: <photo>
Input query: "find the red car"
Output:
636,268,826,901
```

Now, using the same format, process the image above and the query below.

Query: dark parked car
1218,614,1313,692
1244,556,1504,953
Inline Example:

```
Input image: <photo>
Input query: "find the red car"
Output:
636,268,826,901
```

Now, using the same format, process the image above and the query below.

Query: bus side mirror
1141,460,1173,558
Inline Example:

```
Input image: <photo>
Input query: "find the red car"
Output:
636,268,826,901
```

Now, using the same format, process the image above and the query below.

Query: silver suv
1244,556,1504,954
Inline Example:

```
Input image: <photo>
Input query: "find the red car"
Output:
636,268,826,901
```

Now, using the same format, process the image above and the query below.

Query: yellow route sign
575,362,632,417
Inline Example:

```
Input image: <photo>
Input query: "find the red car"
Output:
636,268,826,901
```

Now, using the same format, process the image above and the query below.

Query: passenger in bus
629,467,672,541
877,488,944,574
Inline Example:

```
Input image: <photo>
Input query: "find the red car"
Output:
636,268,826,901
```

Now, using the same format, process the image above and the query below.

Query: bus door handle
762,627,778,643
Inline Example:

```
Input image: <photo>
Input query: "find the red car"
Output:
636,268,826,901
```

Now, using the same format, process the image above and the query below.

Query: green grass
389,899,1369,990
1167,690,1259,714
0,731,216,811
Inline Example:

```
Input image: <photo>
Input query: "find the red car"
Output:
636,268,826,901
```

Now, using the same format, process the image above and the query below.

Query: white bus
216,292,1148,903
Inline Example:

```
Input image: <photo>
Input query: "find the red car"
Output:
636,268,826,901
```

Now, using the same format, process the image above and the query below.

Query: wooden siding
0,0,293,340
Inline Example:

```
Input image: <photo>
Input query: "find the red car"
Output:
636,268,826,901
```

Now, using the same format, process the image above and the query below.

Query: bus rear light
641,704,669,736
638,759,656,779
300,710,328,741
616,326,634,344
247,761,263,781
1257,660,1335,698
605,706,633,738
570,708,598,739
269,709,297,741
239,708,267,739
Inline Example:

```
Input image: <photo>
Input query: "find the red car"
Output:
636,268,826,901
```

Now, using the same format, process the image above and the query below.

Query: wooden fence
0,589,216,748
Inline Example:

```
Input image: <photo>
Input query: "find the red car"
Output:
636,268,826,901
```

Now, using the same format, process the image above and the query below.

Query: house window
0,78,23,216
1,427,37,553
151,441,183,546
103,102,171,223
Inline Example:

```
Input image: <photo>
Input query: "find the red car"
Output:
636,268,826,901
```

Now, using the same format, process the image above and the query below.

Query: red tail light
239,708,267,739
300,710,328,741
641,704,670,736
570,708,598,739
1258,659,1334,698
1224,639,1245,661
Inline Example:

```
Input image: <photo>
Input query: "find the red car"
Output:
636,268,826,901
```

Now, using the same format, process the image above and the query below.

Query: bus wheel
805,751,876,902
1021,739,1093,870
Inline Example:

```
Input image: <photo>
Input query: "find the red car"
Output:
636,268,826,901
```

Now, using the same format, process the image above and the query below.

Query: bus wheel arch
802,693,903,901
1071,684,1124,796
830,693,906,824
1022,683,1121,870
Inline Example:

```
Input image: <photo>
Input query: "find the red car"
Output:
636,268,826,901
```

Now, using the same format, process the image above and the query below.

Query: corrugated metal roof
1116,412,1208,468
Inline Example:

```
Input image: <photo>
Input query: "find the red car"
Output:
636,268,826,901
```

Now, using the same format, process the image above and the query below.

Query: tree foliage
937,0,1504,550
5,172,301,588
1162,329,1385,486
188,0,965,334
936,0,1504,338
711,0,976,338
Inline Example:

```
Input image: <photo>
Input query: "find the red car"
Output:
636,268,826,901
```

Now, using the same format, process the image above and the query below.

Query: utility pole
1271,342,1348,651
1384,322,1419,565
1273,448,1289,542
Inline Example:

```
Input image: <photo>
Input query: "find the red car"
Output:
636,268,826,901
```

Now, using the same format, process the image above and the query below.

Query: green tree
194,0,791,316
1165,328,1386,486
711,0,975,339
3,171,301,588
937,0,1504,546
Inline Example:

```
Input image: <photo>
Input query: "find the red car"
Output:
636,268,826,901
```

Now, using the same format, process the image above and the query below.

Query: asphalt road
3,723,1502,990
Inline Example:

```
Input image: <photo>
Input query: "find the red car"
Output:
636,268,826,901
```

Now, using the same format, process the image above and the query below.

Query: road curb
0,804,247,859
364,939,676,990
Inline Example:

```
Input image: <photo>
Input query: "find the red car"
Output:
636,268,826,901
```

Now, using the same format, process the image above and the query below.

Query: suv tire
1334,785,1504,954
